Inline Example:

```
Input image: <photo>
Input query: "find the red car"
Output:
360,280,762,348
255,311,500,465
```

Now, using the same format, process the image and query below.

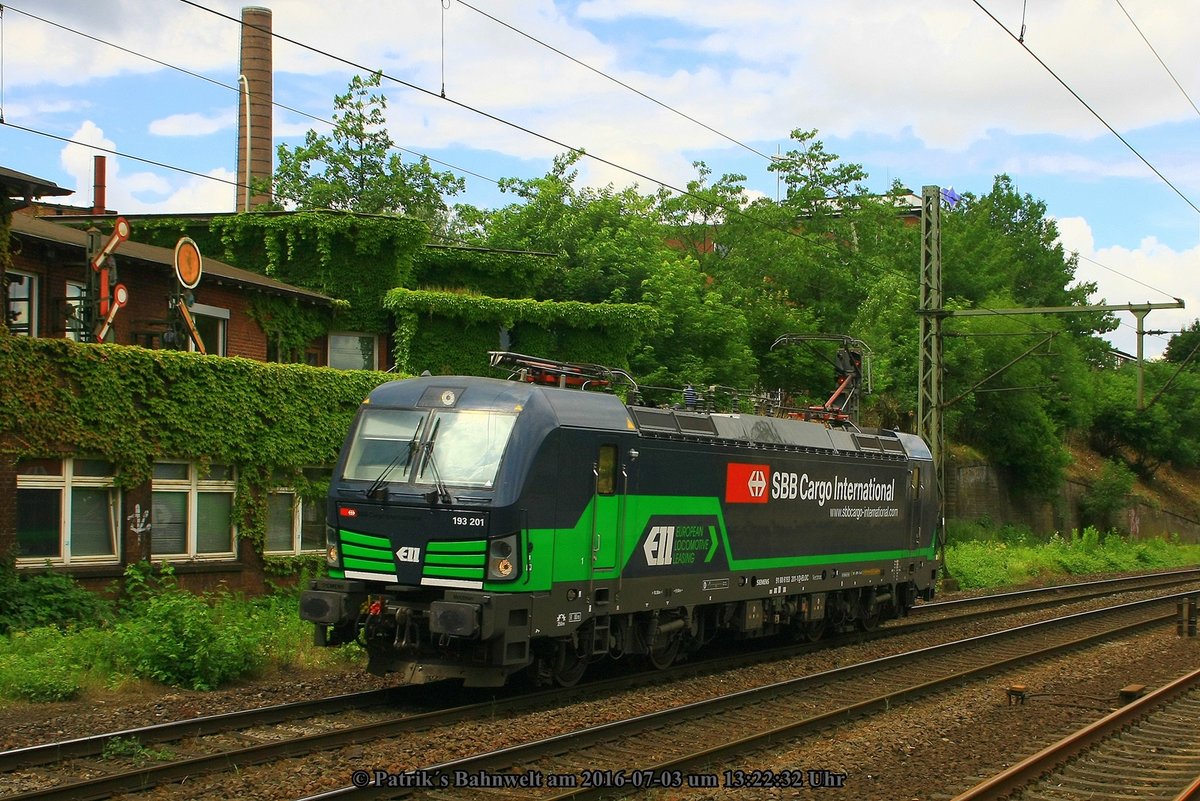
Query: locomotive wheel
647,631,683,670
551,642,588,687
857,607,881,632
802,618,827,642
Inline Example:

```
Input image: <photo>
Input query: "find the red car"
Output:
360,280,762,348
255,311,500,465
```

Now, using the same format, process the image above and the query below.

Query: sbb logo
726,463,771,504
772,471,798,499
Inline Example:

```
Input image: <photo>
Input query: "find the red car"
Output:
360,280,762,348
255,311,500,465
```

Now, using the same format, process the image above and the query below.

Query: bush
0,561,114,635
0,562,350,701
114,590,265,691
1079,459,1135,532
945,518,1037,547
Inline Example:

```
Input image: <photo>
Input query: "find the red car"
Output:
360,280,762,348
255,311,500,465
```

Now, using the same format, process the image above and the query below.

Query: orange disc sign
174,237,203,289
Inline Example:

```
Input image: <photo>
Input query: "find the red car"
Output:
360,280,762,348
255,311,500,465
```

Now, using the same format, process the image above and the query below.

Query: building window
6,270,38,336
15,458,120,564
329,332,377,370
188,302,228,356
151,462,237,558
266,338,322,366
65,281,87,341
265,468,329,554
265,492,325,554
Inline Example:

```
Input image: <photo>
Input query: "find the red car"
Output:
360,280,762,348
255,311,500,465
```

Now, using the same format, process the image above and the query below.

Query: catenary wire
3,1,1122,348
1,121,250,192
1075,252,1180,303
182,0,1183,348
1,3,498,187
972,0,1200,216
1114,0,1200,119
172,0,1062,345
453,0,776,162
173,0,834,247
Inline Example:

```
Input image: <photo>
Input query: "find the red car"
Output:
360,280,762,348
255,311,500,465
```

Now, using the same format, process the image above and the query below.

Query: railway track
298,590,1197,800
910,567,1200,617
2,570,1196,801
950,665,1200,801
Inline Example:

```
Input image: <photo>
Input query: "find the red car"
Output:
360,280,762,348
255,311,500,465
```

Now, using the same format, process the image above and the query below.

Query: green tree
271,72,464,223
1164,319,1200,366
1089,362,1200,477
465,152,672,303
1079,459,1135,532
943,176,1099,316
631,257,757,398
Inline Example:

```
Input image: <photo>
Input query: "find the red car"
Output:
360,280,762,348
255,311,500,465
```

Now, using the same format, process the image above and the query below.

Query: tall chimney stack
236,6,273,211
92,155,107,215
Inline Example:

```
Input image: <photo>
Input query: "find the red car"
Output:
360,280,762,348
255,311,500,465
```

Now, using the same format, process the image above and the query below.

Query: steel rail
296,591,1196,800
911,567,1200,613
5,573,1196,800
949,665,1200,801
0,687,405,772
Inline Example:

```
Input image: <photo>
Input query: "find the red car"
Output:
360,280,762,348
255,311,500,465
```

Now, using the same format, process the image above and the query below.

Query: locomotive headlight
325,525,339,566
487,534,520,581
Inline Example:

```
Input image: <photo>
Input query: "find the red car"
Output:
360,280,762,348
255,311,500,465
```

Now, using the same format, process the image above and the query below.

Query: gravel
3,574,1199,801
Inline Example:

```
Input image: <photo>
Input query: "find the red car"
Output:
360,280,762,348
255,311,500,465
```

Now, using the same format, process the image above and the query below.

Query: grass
945,523,1200,589
0,563,364,704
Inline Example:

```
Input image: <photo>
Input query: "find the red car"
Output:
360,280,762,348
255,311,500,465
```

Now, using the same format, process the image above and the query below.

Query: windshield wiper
366,432,420,500
420,419,453,505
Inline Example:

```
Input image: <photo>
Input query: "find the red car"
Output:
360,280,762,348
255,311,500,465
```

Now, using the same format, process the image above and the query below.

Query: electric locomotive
300,352,940,687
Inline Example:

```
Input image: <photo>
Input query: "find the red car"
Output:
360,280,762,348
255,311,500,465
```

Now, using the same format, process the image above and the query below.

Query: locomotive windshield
341,409,426,483
419,410,516,488
341,408,517,489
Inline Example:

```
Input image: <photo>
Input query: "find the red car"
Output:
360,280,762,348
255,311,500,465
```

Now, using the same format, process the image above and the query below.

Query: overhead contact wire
454,0,775,162
973,0,1200,216
2,3,497,186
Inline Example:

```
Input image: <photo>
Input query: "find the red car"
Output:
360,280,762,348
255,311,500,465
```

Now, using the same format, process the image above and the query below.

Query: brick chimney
92,155,107,214
236,6,273,210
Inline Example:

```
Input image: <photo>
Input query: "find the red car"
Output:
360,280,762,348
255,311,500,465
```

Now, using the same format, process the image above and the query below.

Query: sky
2,0,1198,358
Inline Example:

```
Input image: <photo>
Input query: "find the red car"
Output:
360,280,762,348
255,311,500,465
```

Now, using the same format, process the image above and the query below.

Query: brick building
2,168,346,592
7,213,333,359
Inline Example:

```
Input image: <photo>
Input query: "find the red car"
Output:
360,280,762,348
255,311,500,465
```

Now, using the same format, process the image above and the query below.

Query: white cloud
13,1,1200,154
58,121,118,201
12,0,1198,249
58,122,237,214
1057,216,1198,358
134,168,239,214
149,110,236,137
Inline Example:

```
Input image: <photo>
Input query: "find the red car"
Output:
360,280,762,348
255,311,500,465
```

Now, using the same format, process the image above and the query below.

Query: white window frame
151,461,238,560
15,458,121,565
188,302,229,356
264,489,325,555
6,269,39,336
65,280,87,342
329,331,378,370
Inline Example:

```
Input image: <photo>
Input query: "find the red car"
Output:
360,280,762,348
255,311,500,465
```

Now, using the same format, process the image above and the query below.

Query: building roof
0,167,74,205
10,214,333,306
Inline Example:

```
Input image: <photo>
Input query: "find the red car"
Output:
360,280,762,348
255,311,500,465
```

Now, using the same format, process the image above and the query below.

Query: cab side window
597,445,617,495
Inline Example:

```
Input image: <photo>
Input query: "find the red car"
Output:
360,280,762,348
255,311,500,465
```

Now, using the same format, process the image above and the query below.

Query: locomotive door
908,465,922,550
589,443,622,573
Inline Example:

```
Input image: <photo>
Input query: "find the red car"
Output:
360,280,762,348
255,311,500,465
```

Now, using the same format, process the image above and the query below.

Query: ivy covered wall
0,336,392,550
411,245,556,299
384,288,658,376
132,211,428,334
